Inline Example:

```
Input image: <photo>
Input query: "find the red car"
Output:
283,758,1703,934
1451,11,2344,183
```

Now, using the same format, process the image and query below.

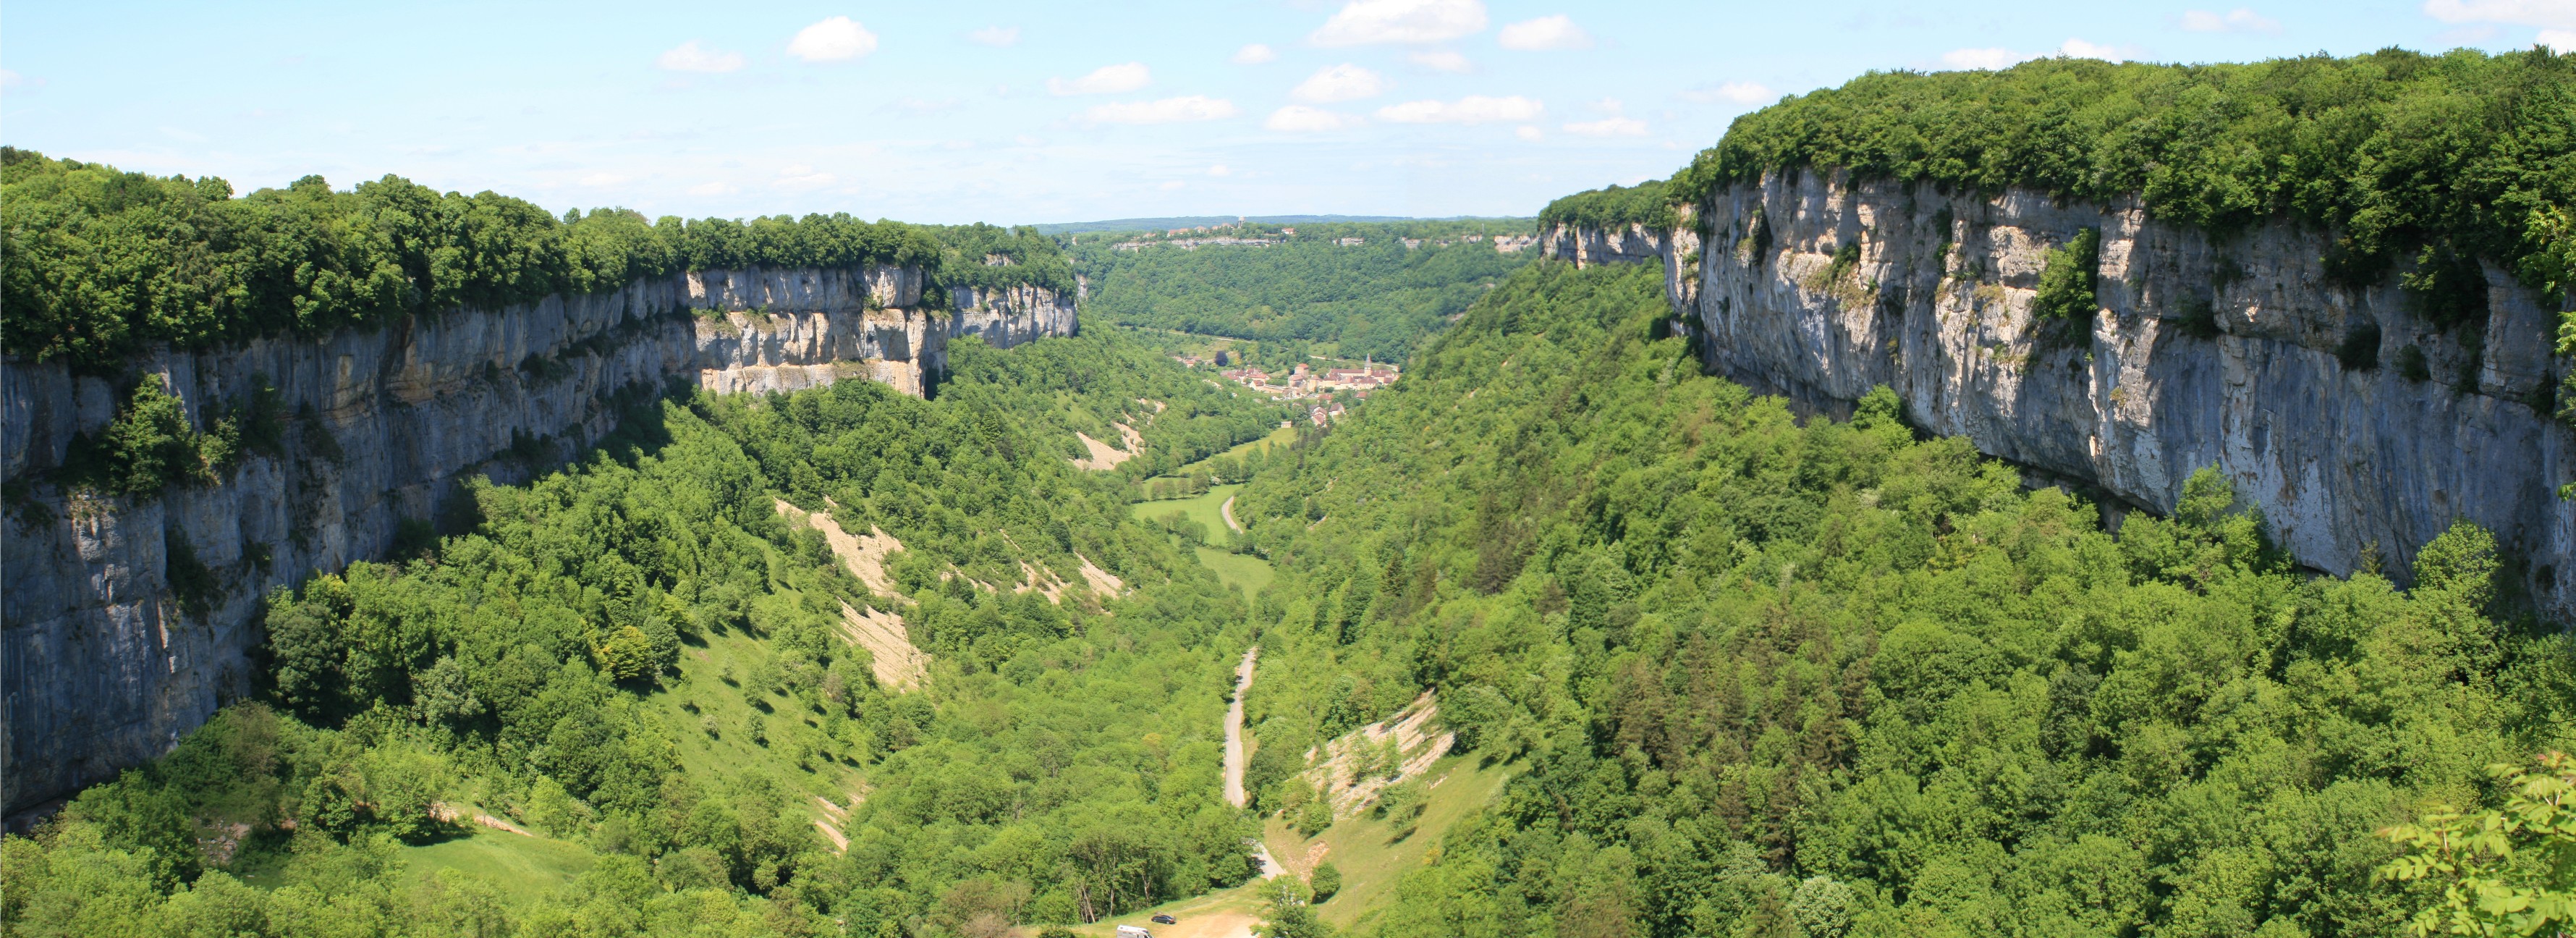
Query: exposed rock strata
1,265,1072,816
1560,172,2575,620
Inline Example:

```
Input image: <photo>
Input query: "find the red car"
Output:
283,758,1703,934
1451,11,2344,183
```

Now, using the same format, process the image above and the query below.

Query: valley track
1223,646,1257,808
1223,645,1284,879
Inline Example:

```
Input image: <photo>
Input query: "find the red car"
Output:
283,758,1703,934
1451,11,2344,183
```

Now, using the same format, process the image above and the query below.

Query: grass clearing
1261,753,1514,932
1194,546,1274,596
400,827,596,906
1190,426,1299,472
1132,483,1240,535
648,612,873,833
1133,484,1275,596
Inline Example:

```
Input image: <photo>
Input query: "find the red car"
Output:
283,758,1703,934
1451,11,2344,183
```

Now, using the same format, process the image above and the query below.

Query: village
1161,351,1400,426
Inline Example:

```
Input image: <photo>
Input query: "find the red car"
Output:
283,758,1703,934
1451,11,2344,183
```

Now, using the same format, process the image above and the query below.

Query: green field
1197,426,1300,470
1192,546,1274,596
401,827,598,906
1135,483,1241,534
1132,483,1274,596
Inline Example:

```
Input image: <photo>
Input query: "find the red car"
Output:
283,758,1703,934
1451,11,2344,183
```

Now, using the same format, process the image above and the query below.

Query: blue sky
3,1,2567,224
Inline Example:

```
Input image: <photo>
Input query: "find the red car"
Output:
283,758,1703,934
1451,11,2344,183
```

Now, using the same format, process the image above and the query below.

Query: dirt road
1220,494,1242,533
1221,646,1284,879
1223,647,1256,807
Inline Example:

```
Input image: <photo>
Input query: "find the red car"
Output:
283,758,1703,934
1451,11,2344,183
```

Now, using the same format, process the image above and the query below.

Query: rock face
1541,221,1700,313
0,265,1074,816
1559,170,2575,620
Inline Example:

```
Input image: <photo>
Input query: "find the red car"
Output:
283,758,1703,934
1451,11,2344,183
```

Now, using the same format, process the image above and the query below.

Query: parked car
1116,926,1155,938
1152,915,1178,925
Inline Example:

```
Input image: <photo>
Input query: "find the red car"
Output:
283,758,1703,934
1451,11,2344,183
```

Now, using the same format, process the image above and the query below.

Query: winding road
1220,494,1243,533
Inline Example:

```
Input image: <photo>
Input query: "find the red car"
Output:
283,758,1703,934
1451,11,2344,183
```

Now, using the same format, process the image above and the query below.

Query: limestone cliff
0,264,1074,816
1555,171,2574,620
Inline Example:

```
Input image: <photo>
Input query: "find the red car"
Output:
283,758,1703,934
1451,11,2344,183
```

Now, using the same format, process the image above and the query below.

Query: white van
1116,926,1155,938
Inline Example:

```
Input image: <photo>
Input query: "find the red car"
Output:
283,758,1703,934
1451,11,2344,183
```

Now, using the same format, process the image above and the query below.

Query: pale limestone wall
0,265,1074,816
1565,169,2572,620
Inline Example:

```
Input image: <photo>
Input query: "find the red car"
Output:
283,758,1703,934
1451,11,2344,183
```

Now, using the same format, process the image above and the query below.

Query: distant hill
1030,214,1523,234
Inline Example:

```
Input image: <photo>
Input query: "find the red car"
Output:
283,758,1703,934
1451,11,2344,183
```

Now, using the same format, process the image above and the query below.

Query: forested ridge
1661,48,2575,300
0,149,1071,368
1067,222,1532,363
1225,261,2575,937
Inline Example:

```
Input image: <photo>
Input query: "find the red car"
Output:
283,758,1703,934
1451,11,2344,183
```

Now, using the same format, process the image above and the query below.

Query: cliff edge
1551,171,2573,620
0,264,1073,817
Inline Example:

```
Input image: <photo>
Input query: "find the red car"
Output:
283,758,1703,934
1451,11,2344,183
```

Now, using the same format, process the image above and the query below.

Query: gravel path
1223,646,1258,808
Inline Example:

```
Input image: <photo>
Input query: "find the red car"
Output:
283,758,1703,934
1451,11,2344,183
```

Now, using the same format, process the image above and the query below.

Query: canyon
1546,169,2574,621
0,264,1073,818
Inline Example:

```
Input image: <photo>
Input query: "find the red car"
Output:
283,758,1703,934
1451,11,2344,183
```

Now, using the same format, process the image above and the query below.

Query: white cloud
0,69,21,88
1683,81,1774,104
1209,164,1234,177
1941,47,2034,70
1563,117,1646,136
788,17,878,62
1497,14,1592,51
1161,180,1188,190
1266,105,1365,131
2059,38,2127,62
1050,62,1153,96
1942,38,2127,69
688,181,738,196
2178,8,2284,33
1374,94,1543,124
1410,50,1473,72
1232,43,1279,64
159,126,207,143
2545,28,2576,46
1516,125,1543,140
2423,0,2576,27
776,165,837,187
1292,64,1390,103
1083,95,1241,124
656,40,744,73
1588,97,1622,113
967,26,1020,47
578,172,632,187
1312,0,1490,46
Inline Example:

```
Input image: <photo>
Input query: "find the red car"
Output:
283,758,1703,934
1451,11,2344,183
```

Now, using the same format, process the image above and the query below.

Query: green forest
1068,225,1533,363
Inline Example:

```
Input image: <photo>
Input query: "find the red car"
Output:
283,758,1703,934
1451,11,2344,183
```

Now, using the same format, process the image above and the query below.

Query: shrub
2033,228,2102,323
1309,862,1342,902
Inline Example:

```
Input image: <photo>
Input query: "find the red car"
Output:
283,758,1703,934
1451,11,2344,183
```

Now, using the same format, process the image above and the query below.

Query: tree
1310,862,1342,903
2380,752,2576,937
